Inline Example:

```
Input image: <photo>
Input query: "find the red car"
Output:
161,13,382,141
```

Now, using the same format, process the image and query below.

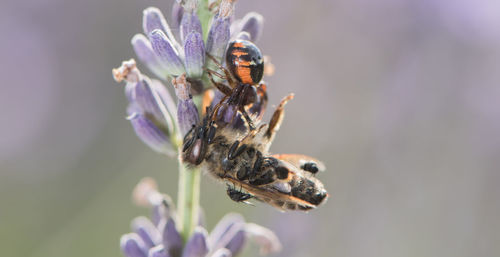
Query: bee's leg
205,53,237,88
264,93,294,146
228,140,248,160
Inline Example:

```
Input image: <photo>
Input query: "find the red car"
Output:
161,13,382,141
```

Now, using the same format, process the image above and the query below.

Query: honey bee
182,94,328,211
182,39,328,211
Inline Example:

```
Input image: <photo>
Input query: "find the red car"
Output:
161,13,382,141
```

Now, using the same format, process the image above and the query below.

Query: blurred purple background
1,0,499,256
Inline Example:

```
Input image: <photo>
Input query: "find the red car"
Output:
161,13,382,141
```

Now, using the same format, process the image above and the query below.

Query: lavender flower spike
184,31,205,78
121,178,282,257
172,74,199,136
150,29,185,77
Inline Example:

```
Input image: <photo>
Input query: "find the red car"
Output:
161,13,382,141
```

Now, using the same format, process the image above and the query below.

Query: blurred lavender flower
121,178,282,257
113,59,177,156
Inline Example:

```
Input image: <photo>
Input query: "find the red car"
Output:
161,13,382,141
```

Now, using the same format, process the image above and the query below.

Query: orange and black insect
205,39,267,130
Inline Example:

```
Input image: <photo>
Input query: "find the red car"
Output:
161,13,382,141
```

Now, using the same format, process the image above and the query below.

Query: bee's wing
272,154,326,173
224,177,317,211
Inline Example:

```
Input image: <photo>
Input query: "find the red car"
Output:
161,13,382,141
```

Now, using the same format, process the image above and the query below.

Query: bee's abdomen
289,176,328,207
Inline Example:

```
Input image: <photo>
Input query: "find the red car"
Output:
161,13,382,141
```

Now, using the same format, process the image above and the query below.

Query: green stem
176,153,201,242
197,0,213,41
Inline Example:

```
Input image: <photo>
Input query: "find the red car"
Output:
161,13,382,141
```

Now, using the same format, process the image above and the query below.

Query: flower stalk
176,154,201,242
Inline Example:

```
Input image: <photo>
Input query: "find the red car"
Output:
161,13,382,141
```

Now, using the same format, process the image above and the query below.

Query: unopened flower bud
184,32,205,78
149,29,185,76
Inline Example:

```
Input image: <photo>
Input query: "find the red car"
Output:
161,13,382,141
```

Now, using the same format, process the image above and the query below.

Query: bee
182,93,328,211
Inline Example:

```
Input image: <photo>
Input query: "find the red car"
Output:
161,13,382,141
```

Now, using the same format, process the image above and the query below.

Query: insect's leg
234,85,256,131
206,69,233,96
264,93,294,145
228,140,248,160
206,53,236,87
239,105,256,131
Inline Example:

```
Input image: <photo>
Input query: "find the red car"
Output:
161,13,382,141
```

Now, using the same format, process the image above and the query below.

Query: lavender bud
127,109,173,155
180,11,202,44
172,75,199,136
184,32,205,78
244,223,282,255
132,217,162,249
121,233,148,257
208,213,245,247
239,12,264,42
143,7,181,52
209,248,232,257
149,29,185,76
132,34,169,79
133,78,173,130
161,218,183,257
224,225,246,256
182,227,209,257
150,79,178,128
148,245,170,257
151,194,174,226
235,31,251,41
206,16,230,63
171,2,184,29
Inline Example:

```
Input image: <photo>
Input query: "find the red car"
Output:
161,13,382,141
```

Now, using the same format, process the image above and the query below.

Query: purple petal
120,233,148,257
211,222,246,256
177,99,200,136
150,79,177,132
132,217,162,249
224,226,246,256
171,2,184,29
235,31,251,41
151,194,175,227
143,7,181,51
206,16,230,63
161,217,183,257
148,245,171,257
244,223,282,255
180,11,202,44
209,248,232,257
149,29,185,76
132,34,169,79
172,75,199,136
208,213,245,248
239,12,264,42
184,32,205,78
182,227,209,257
132,78,173,130
126,109,173,155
